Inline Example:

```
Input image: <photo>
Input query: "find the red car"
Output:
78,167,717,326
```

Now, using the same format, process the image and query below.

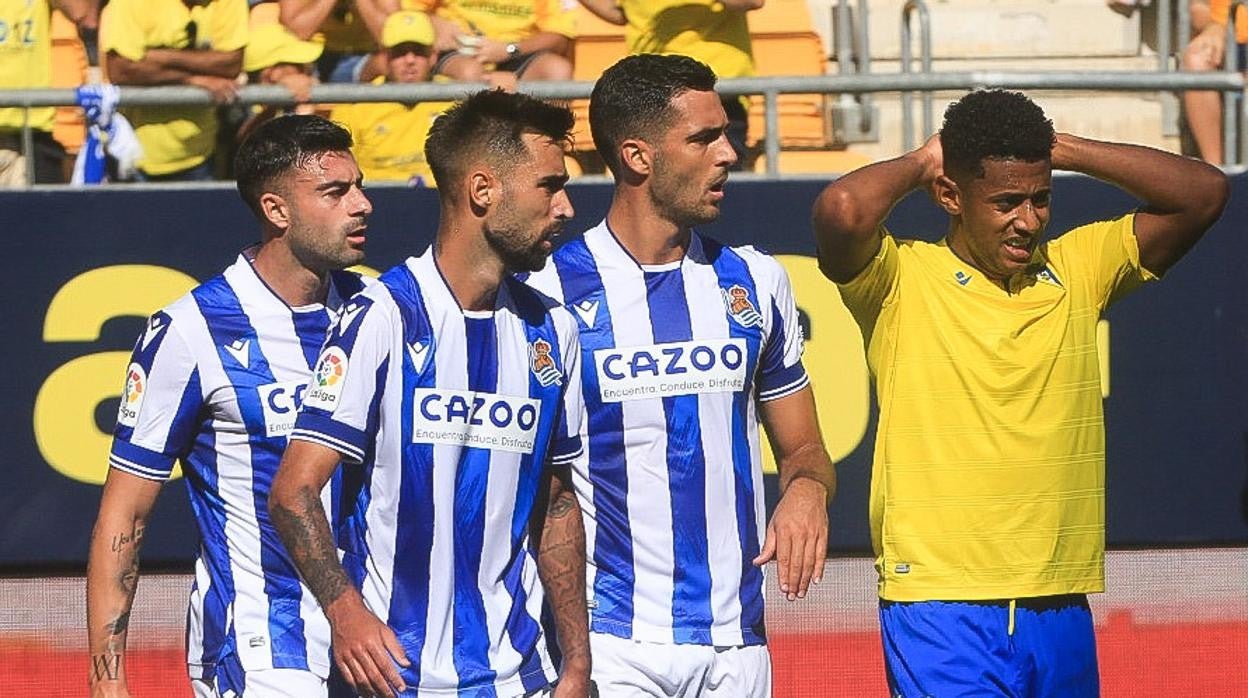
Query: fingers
383,626,412,668
813,526,828,586
776,527,796,600
752,523,776,567
365,640,407,696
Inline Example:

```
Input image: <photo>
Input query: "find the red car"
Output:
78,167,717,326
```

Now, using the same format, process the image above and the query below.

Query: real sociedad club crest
722,284,764,328
530,338,562,387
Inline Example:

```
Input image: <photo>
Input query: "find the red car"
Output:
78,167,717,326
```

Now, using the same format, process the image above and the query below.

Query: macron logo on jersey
407,339,431,373
339,302,366,332
225,338,250,367
413,388,541,454
573,299,599,328
304,347,348,410
258,381,308,437
140,315,168,351
594,338,747,403
117,363,148,427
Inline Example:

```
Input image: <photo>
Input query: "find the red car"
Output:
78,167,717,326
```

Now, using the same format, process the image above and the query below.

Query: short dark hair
589,54,718,175
940,89,1055,179
424,89,574,198
234,115,354,218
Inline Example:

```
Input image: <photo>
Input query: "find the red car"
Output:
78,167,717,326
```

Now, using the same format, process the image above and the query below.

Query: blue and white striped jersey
523,222,809,647
290,249,585,697
108,251,367,679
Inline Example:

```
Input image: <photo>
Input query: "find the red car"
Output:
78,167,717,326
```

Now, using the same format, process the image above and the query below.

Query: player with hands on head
812,89,1228,697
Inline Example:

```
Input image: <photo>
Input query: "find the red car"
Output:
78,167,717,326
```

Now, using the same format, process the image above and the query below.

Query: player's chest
203,330,326,439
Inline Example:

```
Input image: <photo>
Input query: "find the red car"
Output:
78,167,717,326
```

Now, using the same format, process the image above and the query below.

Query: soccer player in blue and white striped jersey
523,55,837,696
86,116,372,698
270,91,593,698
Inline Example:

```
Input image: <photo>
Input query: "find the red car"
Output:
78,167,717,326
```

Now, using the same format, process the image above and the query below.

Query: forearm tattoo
270,486,351,609
537,489,589,664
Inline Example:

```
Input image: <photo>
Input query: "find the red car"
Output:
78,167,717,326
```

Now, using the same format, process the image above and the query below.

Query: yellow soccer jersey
620,0,754,79
331,86,446,183
838,214,1155,602
0,0,55,132
102,0,248,175
408,0,576,43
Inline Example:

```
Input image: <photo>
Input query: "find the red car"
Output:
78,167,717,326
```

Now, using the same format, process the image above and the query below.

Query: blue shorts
879,595,1099,697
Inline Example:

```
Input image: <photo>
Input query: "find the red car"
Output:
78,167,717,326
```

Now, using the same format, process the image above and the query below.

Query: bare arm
476,32,572,64
107,51,240,103
353,0,401,43
531,463,590,696
719,0,765,10
1051,133,1229,276
754,386,834,601
86,470,162,698
269,440,410,697
141,48,243,79
279,0,338,40
812,135,942,283
576,0,625,25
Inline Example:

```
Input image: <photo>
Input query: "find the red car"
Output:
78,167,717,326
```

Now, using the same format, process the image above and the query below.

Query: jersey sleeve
756,257,810,402
100,0,151,62
547,310,584,466
109,311,203,481
835,230,901,344
1051,213,1156,312
290,295,393,464
205,0,249,52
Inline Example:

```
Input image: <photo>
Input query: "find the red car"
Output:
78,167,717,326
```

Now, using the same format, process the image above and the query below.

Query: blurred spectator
330,10,446,184
278,0,397,82
0,0,98,186
410,0,576,88
578,0,760,167
237,3,325,140
101,0,248,181
1182,0,1247,164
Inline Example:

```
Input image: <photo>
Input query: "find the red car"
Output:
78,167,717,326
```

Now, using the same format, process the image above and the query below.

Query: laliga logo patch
530,338,562,387
117,363,147,427
304,347,348,410
722,285,763,328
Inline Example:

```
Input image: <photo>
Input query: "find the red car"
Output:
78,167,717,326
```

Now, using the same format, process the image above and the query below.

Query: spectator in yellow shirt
331,10,447,184
101,0,248,181
410,0,576,88
579,0,760,167
237,5,325,142
0,0,98,186
278,0,398,83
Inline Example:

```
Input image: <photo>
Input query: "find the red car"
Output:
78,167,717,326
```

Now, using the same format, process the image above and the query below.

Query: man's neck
251,241,330,307
434,220,506,312
605,189,691,265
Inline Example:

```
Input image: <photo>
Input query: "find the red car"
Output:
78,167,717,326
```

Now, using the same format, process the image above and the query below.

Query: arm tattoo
90,653,121,682
270,485,351,609
105,610,131,636
536,488,590,666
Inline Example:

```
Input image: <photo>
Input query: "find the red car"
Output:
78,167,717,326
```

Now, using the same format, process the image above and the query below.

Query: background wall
2,174,1246,567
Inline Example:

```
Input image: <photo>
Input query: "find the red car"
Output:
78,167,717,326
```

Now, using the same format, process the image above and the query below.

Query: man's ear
932,174,963,217
259,192,290,232
619,138,653,178
468,169,496,213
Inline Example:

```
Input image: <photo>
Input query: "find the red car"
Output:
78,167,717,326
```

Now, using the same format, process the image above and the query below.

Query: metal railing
2,72,1247,182
900,0,934,151
1224,0,1248,163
